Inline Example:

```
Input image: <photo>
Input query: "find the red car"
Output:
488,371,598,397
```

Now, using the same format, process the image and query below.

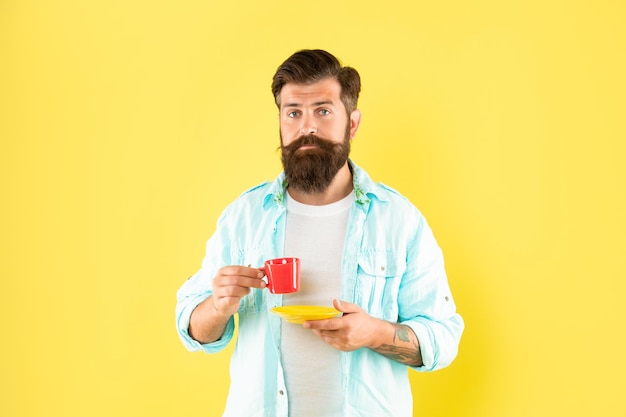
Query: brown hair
271,49,361,114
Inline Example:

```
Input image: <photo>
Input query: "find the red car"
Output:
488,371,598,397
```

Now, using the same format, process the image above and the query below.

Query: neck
287,162,353,206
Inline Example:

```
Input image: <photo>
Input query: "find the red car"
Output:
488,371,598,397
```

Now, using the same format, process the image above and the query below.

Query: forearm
188,296,233,344
370,321,423,367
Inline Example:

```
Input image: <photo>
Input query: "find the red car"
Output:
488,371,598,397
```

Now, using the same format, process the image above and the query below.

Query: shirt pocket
235,249,267,316
239,288,266,316
355,249,405,321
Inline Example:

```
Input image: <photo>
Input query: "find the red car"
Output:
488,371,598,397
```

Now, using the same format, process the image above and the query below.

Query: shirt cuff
176,295,235,353
403,320,436,371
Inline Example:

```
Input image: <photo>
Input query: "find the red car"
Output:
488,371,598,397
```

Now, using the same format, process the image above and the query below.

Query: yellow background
1,1,624,416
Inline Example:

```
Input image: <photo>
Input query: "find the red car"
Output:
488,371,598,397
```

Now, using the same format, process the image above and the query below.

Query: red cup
264,257,300,294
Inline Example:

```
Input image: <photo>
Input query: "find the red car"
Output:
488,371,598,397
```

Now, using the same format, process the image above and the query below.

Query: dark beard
281,132,351,194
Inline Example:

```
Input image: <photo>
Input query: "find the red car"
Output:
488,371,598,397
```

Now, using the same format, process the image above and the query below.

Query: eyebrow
283,100,336,108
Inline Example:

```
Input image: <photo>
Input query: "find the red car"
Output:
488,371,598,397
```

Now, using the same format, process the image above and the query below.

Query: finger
220,265,265,278
333,299,362,314
215,274,266,289
216,265,265,294
214,283,253,298
214,295,244,308
311,329,348,351
311,329,333,342
303,317,342,330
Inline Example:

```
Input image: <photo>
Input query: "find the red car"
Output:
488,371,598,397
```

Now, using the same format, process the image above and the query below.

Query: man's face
278,78,360,193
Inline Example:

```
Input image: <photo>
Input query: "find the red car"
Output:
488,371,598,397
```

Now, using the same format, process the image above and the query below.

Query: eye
287,110,300,118
318,109,331,116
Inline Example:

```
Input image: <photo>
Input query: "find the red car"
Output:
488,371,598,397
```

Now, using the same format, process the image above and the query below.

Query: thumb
333,299,361,314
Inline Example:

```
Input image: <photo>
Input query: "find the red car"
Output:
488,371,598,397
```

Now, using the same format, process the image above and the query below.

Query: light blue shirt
176,161,464,417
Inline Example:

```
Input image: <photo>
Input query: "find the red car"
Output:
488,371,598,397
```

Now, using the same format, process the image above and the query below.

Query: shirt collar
262,159,387,209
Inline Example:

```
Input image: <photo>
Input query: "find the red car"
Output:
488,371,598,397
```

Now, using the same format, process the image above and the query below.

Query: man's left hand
303,299,385,351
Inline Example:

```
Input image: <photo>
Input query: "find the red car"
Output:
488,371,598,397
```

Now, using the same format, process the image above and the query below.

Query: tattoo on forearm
393,325,411,344
374,324,423,367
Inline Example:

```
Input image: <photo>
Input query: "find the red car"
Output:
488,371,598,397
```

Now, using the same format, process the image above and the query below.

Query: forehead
279,78,342,108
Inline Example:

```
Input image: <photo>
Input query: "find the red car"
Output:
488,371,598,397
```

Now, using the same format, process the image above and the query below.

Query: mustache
282,134,336,153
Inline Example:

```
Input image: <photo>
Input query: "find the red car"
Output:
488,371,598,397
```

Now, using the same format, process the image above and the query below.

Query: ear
348,109,362,139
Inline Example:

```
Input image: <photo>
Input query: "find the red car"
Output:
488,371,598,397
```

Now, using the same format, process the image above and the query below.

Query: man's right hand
211,265,267,317
188,265,266,344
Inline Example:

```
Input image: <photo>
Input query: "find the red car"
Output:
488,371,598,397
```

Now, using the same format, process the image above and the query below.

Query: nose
299,114,317,135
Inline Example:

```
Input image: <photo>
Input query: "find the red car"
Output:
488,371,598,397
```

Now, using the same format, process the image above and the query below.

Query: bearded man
176,49,464,417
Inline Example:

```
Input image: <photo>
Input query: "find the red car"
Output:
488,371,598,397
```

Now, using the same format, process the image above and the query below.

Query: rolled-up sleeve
175,278,235,353
399,215,464,371
175,208,237,353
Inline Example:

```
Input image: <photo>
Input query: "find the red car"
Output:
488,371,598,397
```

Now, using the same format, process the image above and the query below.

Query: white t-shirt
281,190,353,417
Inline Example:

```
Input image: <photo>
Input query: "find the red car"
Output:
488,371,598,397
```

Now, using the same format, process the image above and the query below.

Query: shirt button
279,390,284,396
380,266,385,272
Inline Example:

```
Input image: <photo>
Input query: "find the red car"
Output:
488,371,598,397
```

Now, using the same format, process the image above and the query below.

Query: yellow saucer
271,306,341,324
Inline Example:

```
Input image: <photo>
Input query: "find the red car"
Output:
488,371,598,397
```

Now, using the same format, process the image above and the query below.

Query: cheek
330,122,348,141
279,127,289,146
280,124,298,145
